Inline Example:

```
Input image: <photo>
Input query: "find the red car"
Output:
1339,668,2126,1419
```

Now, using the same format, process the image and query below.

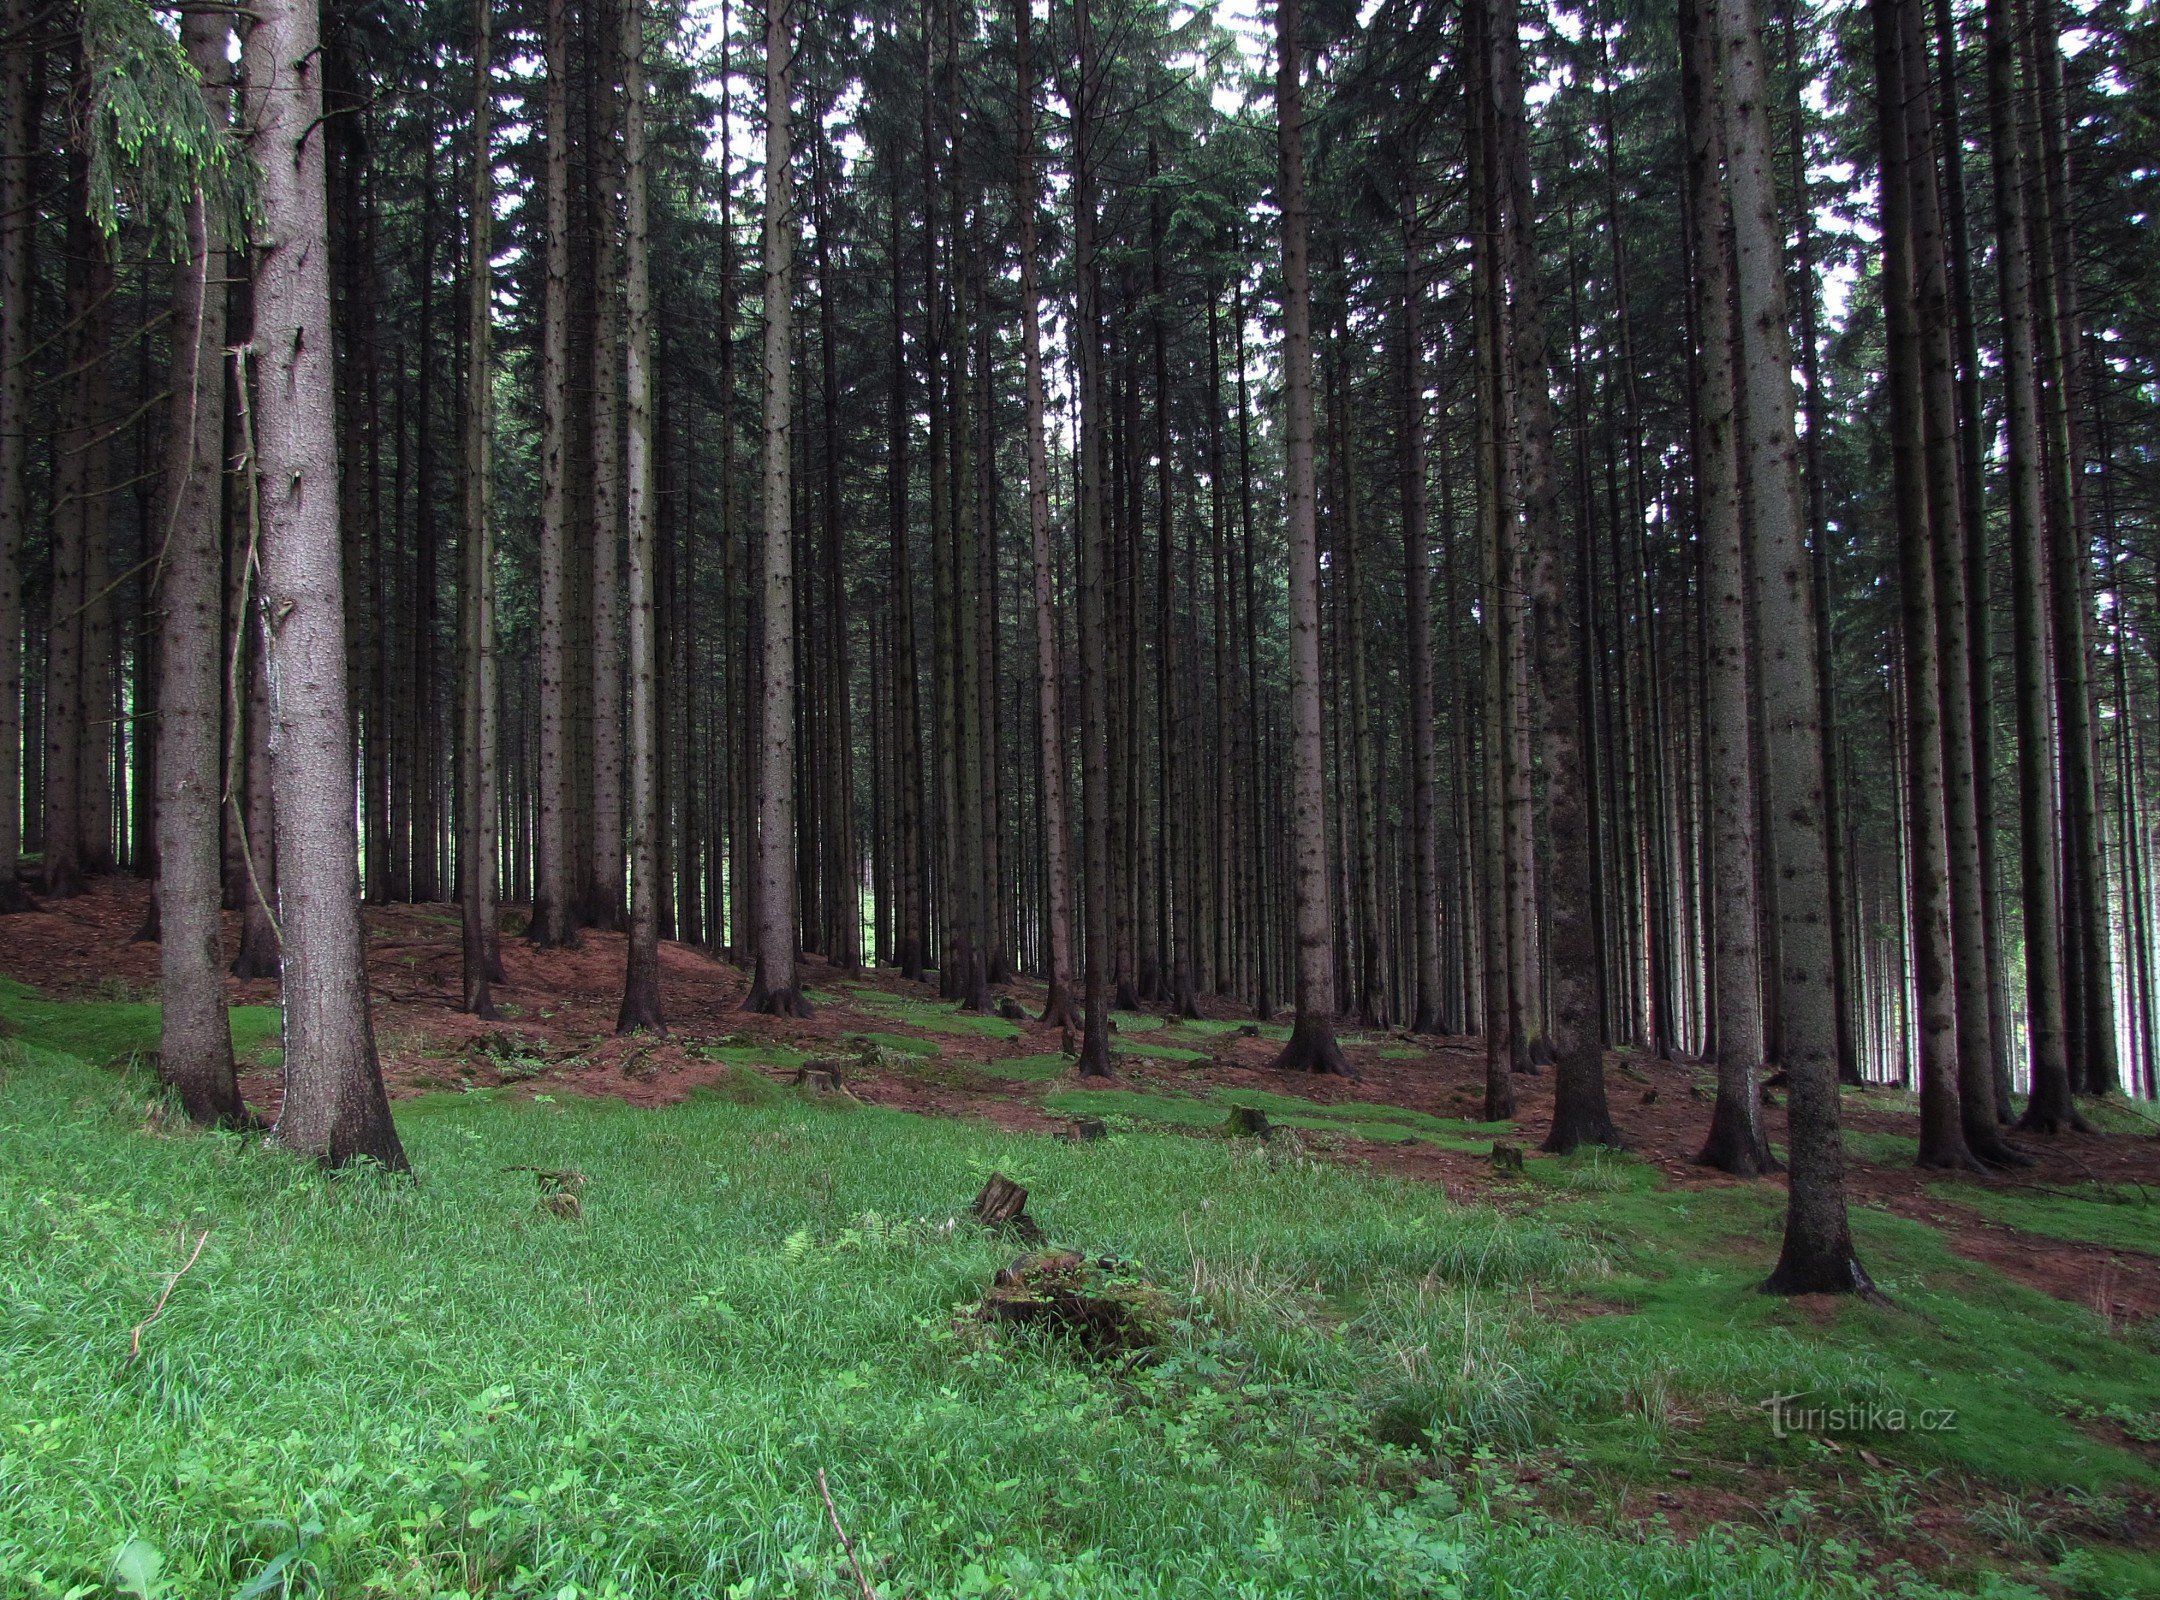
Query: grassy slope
1,993,2156,1599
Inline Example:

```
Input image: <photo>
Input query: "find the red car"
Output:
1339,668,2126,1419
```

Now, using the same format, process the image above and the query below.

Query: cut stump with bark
970,1172,1043,1243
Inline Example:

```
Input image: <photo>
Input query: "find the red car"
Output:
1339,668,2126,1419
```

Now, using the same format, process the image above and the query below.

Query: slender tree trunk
1989,0,2078,1132
1401,235,1444,1035
747,0,808,1016
1877,0,1976,1171
0,0,34,912
1712,0,1868,1291
1683,0,1772,1175
1271,0,1349,1076
244,0,406,1170
1074,0,1115,1077
616,0,663,1032
1017,0,1077,1028
1488,0,1610,1150
461,0,503,1020
588,0,626,933
529,0,576,948
155,8,242,1125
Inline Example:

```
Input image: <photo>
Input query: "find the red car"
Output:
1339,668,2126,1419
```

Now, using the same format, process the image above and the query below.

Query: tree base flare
615,980,666,1035
1269,1012,1353,1077
744,983,814,1019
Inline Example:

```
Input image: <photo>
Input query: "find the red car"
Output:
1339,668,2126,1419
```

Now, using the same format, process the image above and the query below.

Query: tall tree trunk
616,0,663,1032
155,7,242,1125
461,0,503,1019
1017,0,1077,1028
1683,0,1772,1175
1271,0,1349,1076
1989,0,2078,1132
0,0,34,912
588,0,626,933
1073,0,1115,1077
1466,0,1514,1118
1401,234,1444,1035
1490,0,1610,1150
244,0,406,1170
1878,0,1974,1171
529,0,576,948
747,0,808,1016
1713,0,1868,1292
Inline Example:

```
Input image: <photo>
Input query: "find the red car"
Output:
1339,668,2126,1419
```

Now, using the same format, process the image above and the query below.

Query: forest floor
4,875,2160,1597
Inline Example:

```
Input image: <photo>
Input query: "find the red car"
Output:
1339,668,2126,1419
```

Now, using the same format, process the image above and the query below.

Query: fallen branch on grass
127,1227,210,1366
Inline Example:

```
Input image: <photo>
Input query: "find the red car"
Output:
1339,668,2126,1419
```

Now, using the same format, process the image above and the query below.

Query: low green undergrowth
1041,1083,1513,1153
1925,1178,2160,1258
2,991,2156,1598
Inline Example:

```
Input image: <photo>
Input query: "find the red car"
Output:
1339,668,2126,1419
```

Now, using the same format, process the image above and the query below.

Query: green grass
699,1043,819,1070
1043,1083,1519,1153
1170,1018,1292,1042
842,986,1024,1041
1112,1039,1209,1064
4,994,2158,1597
1926,1179,2160,1257
0,975,281,1070
847,1031,941,1059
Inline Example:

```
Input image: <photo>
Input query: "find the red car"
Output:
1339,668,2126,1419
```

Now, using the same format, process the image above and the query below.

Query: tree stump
977,1249,1169,1355
1063,1117,1107,1142
997,996,1028,1021
970,1172,1043,1242
1223,1105,1272,1140
794,1061,846,1093
1489,1141,1525,1175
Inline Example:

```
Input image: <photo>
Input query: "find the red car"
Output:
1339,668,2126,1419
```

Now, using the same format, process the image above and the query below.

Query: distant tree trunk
0,0,34,912
1682,0,1772,1175
616,0,663,1032
1016,0,1077,1028
1989,0,2078,1133
1876,0,1975,1171
1465,0,1514,1119
44,122,107,901
2026,0,2115,1099
244,0,406,1170
155,7,242,1125
746,0,807,1016
529,0,576,948
1271,0,1349,1077
1490,0,1610,1151
1401,234,1444,1035
460,0,502,1020
1073,0,1115,1077
588,0,626,934
1713,0,1868,1292
1899,0,2021,1165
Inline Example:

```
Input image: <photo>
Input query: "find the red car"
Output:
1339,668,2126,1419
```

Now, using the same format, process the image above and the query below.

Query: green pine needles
80,0,252,254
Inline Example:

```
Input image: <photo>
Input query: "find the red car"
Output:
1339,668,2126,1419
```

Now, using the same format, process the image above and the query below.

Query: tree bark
155,7,243,1125
1271,0,1349,1077
1683,0,1773,1175
529,0,576,948
0,0,35,912
616,0,663,1032
746,0,808,1016
461,0,503,1020
1016,0,1078,1029
244,0,406,1170
1710,0,1869,1292
1988,0,2079,1132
